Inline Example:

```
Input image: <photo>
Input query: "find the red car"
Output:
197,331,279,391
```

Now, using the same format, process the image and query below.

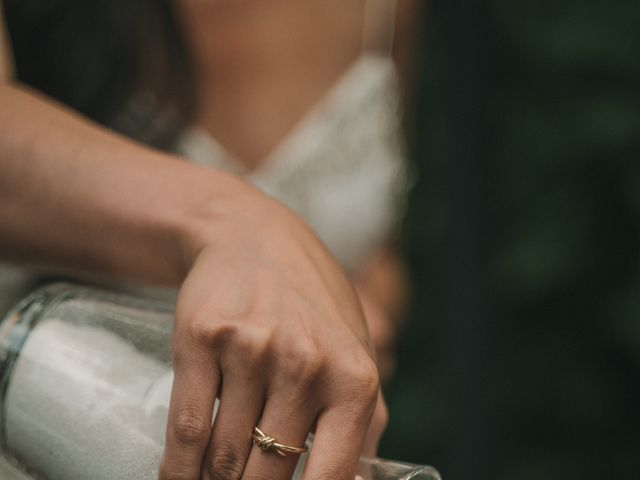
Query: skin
0,1,422,478
0,76,379,480
175,0,418,387
0,6,381,480
174,0,366,168
176,0,421,168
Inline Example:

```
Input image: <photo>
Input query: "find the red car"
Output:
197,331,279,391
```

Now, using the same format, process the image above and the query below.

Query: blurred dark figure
382,1,640,480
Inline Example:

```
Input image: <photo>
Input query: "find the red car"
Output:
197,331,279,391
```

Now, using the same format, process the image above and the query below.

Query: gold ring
252,427,309,457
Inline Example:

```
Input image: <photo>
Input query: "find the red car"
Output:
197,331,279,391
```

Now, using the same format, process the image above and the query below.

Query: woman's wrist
172,167,276,279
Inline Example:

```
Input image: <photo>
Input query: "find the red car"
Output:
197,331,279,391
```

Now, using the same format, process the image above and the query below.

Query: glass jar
0,282,174,479
0,283,440,480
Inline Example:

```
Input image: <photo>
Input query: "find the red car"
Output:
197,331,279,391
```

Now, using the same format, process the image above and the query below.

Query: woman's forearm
0,83,250,285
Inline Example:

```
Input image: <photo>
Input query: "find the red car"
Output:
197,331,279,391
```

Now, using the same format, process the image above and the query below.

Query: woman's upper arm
0,4,15,82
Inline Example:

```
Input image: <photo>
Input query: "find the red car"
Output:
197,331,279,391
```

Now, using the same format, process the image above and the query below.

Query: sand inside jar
4,318,172,479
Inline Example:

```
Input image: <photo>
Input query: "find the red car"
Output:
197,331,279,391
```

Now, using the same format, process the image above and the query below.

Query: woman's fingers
161,323,380,480
159,344,219,480
301,407,370,480
361,389,389,457
201,374,264,480
242,393,316,480
302,361,379,480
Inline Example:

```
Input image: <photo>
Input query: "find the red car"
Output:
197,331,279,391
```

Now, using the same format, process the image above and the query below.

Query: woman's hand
0,30,382,473
159,184,381,480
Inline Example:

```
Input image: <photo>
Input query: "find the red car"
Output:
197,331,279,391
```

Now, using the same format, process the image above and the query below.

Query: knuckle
173,318,238,364
341,357,380,410
355,358,381,395
232,326,272,366
171,404,211,446
192,319,238,349
205,440,245,480
281,339,325,384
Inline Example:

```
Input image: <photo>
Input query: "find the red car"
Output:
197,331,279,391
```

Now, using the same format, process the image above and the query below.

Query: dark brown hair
3,0,195,148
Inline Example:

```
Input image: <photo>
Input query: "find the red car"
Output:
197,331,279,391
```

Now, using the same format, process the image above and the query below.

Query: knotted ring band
253,426,309,457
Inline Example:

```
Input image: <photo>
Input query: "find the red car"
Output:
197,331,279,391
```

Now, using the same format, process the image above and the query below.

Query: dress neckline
179,54,396,179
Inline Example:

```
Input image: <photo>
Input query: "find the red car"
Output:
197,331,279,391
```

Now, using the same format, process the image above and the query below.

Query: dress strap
362,0,398,56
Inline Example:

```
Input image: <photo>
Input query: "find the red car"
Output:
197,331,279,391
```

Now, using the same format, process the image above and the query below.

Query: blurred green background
380,1,640,479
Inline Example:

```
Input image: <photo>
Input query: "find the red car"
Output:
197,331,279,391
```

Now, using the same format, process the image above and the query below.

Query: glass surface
356,456,441,480
0,456,34,480
293,446,441,480
0,283,174,480
0,283,441,480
